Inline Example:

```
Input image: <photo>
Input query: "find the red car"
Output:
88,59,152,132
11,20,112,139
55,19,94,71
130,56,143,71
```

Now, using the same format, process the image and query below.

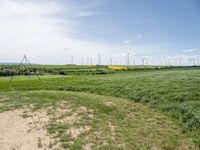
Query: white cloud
142,56,152,58
183,48,196,53
0,0,141,64
0,0,173,65
0,0,61,18
0,0,106,64
77,10,94,17
124,40,130,44
136,34,142,39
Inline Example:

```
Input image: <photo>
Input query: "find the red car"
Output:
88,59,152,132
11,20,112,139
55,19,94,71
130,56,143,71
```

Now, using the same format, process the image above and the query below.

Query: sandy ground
0,106,93,150
0,109,55,150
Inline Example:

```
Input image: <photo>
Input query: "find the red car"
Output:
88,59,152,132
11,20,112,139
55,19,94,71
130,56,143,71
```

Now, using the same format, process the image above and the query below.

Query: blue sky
0,0,200,65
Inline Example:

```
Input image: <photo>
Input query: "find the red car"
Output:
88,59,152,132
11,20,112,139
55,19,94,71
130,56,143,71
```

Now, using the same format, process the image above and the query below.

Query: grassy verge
0,91,196,149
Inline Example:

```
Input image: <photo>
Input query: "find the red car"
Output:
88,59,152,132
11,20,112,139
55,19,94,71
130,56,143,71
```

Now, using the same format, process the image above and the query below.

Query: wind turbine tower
98,53,101,65
87,58,89,65
71,56,74,64
110,57,112,65
127,53,130,65
81,57,84,65
142,57,145,65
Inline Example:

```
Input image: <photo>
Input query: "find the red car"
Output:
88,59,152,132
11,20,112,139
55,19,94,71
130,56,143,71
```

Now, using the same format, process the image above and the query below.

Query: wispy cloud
183,48,196,53
0,0,62,18
142,56,152,58
77,10,94,17
0,0,103,64
136,34,142,39
0,0,190,64
124,40,130,44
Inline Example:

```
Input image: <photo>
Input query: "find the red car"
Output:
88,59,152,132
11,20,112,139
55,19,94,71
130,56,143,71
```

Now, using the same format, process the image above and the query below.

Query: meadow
0,66,200,149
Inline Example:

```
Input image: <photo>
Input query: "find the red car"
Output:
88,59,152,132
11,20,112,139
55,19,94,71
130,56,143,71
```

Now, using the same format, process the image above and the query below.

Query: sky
0,0,200,65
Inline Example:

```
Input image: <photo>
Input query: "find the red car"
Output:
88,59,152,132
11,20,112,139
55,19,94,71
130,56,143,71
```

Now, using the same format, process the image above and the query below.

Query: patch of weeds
21,113,32,118
37,137,43,148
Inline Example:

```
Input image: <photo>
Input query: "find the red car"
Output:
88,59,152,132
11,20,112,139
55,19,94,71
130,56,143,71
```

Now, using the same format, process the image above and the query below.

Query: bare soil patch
0,104,94,150
0,109,58,150
68,125,91,139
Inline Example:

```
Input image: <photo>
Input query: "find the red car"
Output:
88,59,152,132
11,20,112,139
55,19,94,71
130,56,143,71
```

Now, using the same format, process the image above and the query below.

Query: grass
0,67,200,148
0,91,196,149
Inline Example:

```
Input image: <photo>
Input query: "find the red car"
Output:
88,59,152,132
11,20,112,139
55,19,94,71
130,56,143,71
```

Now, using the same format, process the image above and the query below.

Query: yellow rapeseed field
108,66,128,71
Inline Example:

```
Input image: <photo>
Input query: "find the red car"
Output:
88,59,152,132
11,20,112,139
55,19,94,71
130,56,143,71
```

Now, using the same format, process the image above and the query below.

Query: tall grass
0,68,200,147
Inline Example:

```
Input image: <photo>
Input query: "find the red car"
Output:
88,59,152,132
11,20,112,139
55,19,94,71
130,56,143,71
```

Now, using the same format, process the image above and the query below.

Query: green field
0,67,200,149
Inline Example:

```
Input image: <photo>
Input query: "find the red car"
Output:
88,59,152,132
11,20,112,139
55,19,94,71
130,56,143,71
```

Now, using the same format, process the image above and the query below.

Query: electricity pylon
9,55,41,84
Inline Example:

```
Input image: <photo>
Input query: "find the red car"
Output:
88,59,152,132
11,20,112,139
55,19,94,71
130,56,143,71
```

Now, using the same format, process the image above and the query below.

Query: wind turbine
126,53,130,66
98,53,101,65
64,48,69,64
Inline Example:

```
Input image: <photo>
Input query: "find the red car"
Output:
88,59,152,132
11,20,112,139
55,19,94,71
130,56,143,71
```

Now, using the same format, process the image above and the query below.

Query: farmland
0,66,200,149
